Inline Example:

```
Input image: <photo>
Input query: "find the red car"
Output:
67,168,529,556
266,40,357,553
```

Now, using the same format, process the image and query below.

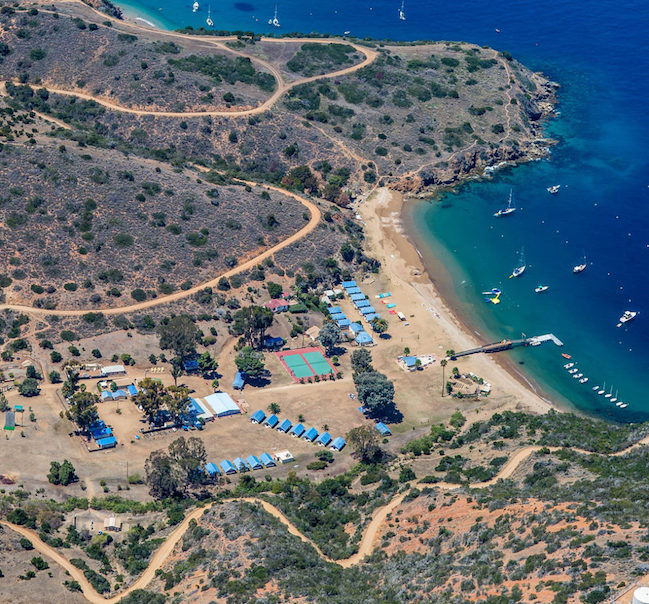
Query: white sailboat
494,189,516,217
206,4,213,26
610,389,618,403
604,385,613,399
269,4,280,27
597,381,606,395
509,247,526,278
399,0,406,20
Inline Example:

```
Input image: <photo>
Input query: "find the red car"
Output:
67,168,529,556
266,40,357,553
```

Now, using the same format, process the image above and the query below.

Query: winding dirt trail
4,437,649,602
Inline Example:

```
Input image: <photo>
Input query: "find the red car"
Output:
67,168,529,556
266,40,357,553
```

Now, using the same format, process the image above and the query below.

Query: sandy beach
356,187,555,417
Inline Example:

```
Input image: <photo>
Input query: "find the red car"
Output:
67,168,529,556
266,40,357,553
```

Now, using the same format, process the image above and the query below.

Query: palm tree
268,402,280,414
440,359,448,397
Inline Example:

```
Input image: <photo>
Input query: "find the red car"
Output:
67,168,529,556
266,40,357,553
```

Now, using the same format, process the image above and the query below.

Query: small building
336,318,351,328
330,312,347,321
341,280,357,289
100,364,126,377
289,423,305,438
348,323,364,338
250,409,266,424
303,427,318,442
113,389,127,400
96,436,117,449
375,422,392,436
360,306,377,315
232,371,246,390
188,398,214,422
263,336,284,350
220,460,237,475
346,286,362,295
204,393,241,418
316,432,332,447
327,306,342,314
260,452,276,467
355,331,374,347
364,313,381,322
204,462,220,477
103,517,122,532
305,325,321,342
330,437,346,451
275,450,295,464
233,457,249,472
101,391,114,402
399,356,419,371
264,414,279,429
355,299,371,309
350,292,367,302
264,299,289,313
277,418,292,433
246,455,263,470
183,359,199,372
127,384,138,398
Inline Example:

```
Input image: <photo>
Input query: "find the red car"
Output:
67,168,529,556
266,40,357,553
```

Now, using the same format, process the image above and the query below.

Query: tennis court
276,348,335,382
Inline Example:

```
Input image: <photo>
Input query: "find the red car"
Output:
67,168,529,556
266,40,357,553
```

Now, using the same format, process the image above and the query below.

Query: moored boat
617,310,637,327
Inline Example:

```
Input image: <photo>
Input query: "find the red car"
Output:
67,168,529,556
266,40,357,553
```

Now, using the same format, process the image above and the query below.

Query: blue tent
401,356,418,369
250,409,266,424
364,313,381,322
260,452,276,467
330,437,346,451
327,306,342,314
361,306,377,315
264,336,284,349
330,312,347,321
233,457,249,472
277,419,292,433
96,436,117,449
349,322,364,333
101,391,114,401
290,423,305,438
355,299,371,308
350,292,366,301
246,455,263,470
337,319,351,328
113,389,127,400
303,427,318,442
376,422,392,436
91,426,113,440
264,414,279,428
346,286,362,295
341,280,356,288
233,371,246,390
127,384,138,397
355,331,374,346
204,462,220,476
316,432,332,446
220,460,237,474
183,359,199,372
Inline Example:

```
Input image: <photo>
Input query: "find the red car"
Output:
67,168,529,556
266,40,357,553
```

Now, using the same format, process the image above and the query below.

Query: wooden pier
451,333,563,359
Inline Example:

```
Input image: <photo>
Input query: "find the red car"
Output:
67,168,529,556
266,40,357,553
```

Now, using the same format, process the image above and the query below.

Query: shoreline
356,186,560,418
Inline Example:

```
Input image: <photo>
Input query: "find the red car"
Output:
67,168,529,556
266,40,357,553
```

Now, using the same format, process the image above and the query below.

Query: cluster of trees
134,378,191,425
145,436,206,499
18,365,42,397
66,390,100,433
318,322,341,356
47,460,77,486
351,349,397,420
231,305,274,349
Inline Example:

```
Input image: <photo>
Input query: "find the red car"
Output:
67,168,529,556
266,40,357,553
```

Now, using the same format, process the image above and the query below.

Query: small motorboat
579,377,589,383
617,310,637,327
569,368,578,374
547,185,561,194
563,362,574,369
561,353,572,359
619,403,628,409
193,1,199,12
574,373,583,378
535,285,549,293
592,385,600,391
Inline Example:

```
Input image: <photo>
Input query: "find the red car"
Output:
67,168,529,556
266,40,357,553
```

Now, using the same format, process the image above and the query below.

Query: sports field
275,348,335,382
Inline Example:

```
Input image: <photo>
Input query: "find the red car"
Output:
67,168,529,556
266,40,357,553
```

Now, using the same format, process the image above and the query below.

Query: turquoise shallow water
117,0,649,421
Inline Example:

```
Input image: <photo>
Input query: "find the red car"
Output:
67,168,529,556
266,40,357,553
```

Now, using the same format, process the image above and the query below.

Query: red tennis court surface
275,347,335,382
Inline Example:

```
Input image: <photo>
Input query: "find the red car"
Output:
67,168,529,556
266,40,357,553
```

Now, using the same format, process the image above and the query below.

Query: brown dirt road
5,437,649,602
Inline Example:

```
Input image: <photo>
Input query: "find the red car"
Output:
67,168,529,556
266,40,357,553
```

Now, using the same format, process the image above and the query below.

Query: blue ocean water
118,0,649,421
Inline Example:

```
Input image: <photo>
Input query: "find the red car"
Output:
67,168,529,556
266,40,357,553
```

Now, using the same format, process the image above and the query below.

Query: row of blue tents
204,452,277,476
250,409,346,451
89,420,117,449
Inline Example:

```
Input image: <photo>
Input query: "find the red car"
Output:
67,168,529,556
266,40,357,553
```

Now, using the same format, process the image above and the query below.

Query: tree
66,391,99,433
197,351,218,377
167,386,190,422
0,392,9,412
135,378,170,423
354,371,395,418
232,306,274,349
157,315,201,361
49,370,61,383
450,411,466,428
268,402,280,414
18,378,40,397
346,425,382,463
267,281,283,299
318,322,341,356
26,365,40,379
171,359,183,387
48,460,76,486
235,346,265,378
371,318,388,335
145,436,206,499
351,348,373,375
440,359,448,397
